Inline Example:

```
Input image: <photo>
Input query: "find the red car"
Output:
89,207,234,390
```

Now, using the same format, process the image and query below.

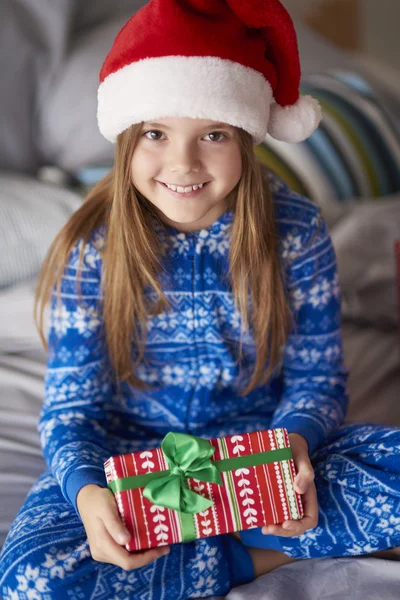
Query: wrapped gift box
104,428,303,552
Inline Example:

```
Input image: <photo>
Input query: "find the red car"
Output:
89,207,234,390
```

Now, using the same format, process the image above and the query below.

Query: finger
94,523,170,570
293,469,315,495
100,492,133,546
262,521,305,538
300,480,319,529
280,481,319,536
261,482,319,537
293,456,315,495
110,541,170,571
103,510,131,546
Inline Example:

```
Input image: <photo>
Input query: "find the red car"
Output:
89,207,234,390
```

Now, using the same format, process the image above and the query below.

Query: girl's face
130,117,242,232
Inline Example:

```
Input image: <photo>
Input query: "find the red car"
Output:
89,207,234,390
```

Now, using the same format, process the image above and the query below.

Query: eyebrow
143,122,233,131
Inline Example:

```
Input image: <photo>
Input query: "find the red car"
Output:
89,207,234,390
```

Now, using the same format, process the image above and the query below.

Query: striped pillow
256,70,400,228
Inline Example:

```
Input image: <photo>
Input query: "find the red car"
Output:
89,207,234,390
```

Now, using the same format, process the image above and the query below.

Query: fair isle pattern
1,173,400,598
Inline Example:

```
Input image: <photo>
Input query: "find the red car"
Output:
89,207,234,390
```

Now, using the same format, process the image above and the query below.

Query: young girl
1,1,400,598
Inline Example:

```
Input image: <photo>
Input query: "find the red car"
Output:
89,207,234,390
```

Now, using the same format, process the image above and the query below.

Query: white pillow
0,1,71,173
38,4,146,171
0,173,81,289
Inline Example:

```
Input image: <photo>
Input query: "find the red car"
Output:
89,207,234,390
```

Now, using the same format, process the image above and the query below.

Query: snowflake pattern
15,565,50,599
282,233,302,260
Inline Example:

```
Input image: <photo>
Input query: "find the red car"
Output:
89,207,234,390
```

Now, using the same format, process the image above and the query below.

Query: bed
1,1,400,598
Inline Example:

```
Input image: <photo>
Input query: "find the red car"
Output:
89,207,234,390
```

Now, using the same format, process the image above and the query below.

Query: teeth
165,183,204,193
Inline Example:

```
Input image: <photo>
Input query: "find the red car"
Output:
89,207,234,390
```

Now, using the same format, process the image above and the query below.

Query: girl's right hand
77,484,170,570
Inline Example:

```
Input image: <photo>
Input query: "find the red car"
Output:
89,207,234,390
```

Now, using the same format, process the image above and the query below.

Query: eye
143,130,166,141
204,131,227,142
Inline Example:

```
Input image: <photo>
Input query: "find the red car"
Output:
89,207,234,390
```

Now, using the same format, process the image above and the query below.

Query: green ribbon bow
142,432,223,514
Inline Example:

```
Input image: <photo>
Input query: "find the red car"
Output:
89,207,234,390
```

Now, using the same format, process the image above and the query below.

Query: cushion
256,70,400,230
0,173,81,289
330,196,400,329
37,3,146,171
0,0,74,173
73,0,143,31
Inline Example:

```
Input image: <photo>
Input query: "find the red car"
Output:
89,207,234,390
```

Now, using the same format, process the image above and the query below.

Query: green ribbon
144,432,223,514
108,431,293,517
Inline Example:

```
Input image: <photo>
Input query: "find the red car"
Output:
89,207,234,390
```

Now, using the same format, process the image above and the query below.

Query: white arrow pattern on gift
193,482,214,536
140,450,170,545
230,435,258,527
140,450,155,469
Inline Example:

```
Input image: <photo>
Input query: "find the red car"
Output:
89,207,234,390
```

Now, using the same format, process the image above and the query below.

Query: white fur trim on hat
267,95,322,143
97,56,273,144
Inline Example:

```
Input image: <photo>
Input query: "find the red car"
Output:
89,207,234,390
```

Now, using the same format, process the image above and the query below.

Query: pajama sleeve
37,228,113,515
270,204,349,457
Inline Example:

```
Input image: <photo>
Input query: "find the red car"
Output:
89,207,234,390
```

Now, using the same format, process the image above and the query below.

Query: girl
1,1,400,599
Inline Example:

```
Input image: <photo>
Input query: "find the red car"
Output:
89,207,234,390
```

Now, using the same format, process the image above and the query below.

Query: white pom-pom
267,95,322,143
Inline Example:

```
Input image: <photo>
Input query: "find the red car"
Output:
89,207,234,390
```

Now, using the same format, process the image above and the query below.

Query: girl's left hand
261,433,319,537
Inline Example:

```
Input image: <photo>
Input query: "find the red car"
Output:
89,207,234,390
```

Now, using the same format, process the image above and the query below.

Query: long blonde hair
34,123,294,397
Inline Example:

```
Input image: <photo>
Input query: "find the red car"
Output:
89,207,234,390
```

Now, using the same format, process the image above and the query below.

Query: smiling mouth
158,181,210,196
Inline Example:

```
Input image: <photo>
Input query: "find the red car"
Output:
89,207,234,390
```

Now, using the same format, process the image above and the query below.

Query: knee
0,536,92,599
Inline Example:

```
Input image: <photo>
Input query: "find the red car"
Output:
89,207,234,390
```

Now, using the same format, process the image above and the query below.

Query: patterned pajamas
1,174,399,598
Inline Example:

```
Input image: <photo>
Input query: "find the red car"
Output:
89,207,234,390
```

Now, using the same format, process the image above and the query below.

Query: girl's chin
158,208,212,229
163,212,205,226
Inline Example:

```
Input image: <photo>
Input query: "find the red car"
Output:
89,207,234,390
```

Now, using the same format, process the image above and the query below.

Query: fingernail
118,532,129,544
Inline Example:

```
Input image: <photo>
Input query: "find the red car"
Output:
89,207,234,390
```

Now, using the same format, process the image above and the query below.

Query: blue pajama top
39,172,349,517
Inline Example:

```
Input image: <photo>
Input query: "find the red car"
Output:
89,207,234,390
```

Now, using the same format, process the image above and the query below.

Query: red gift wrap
104,428,303,552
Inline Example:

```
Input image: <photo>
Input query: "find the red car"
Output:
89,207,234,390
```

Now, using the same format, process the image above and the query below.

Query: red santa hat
98,0,322,145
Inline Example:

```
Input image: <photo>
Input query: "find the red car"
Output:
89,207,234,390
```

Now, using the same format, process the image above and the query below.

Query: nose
167,139,202,174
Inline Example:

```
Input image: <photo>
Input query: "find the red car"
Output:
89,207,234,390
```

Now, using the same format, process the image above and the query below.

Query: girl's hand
261,433,318,537
77,484,170,570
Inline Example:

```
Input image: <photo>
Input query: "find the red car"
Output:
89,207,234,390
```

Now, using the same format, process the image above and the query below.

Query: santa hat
97,0,322,145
